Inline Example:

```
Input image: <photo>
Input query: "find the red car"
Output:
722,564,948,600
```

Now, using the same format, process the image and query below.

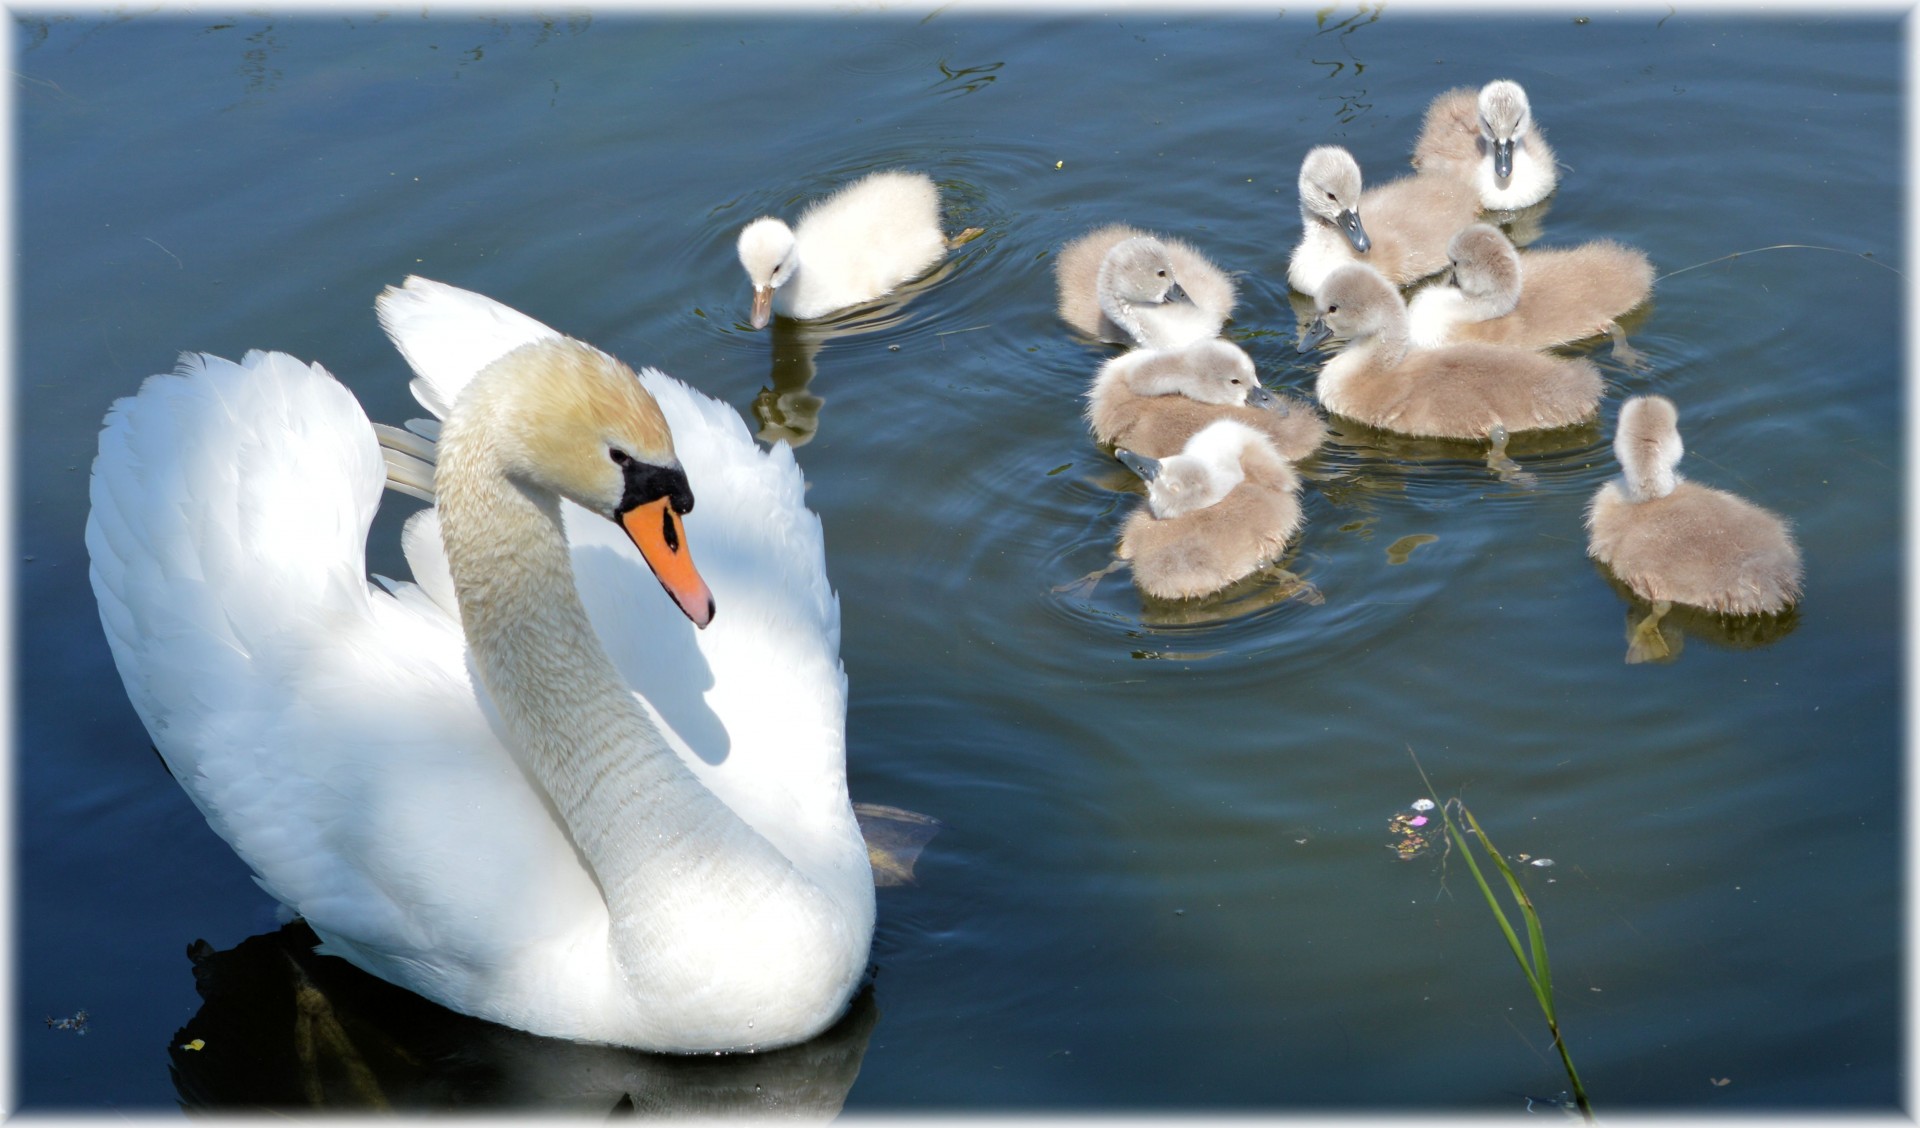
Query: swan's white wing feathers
86,351,603,1000
376,275,564,419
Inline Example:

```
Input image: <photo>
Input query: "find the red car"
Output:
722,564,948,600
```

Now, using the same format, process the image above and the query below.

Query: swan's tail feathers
373,421,439,501
376,276,564,419
86,350,386,783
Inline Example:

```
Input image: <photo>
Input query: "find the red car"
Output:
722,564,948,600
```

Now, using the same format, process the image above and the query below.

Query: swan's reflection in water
169,921,880,1115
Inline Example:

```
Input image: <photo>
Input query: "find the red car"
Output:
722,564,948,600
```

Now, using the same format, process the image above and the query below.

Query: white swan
736,169,952,328
1411,80,1559,211
1055,224,1237,348
85,276,873,1054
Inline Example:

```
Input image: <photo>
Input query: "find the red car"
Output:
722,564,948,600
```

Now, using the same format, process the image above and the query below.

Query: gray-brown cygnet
1586,394,1803,616
1300,262,1602,440
1406,223,1654,351
1411,80,1558,211
1085,338,1327,463
1113,419,1304,601
1288,145,1482,299
1056,224,1236,348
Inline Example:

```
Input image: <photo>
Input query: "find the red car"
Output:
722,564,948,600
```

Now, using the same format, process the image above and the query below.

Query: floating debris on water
44,1010,88,1035
180,1038,205,1052
1411,798,1436,812
1386,807,1433,860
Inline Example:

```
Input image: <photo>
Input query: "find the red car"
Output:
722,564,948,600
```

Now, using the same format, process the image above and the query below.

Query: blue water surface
12,7,1905,1115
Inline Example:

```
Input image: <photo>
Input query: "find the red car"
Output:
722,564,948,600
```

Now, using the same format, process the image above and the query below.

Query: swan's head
1298,262,1401,353
1117,419,1263,520
1120,340,1273,408
737,217,798,329
1298,145,1369,253
1097,236,1191,311
1613,394,1684,503
458,338,715,627
1477,80,1534,181
1446,223,1523,311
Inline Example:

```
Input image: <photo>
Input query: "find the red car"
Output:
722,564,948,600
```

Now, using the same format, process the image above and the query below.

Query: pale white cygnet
1288,145,1481,299
1586,394,1803,615
1085,338,1326,463
737,169,951,328
1300,261,1601,439
1056,224,1236,348
1411,80,1559,210
1113,418,1304,601
1406,223,1654,350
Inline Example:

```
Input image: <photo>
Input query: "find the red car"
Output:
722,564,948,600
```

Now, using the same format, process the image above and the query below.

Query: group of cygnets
735,79,1803,646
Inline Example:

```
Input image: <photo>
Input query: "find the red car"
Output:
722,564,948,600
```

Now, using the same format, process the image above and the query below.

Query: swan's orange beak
622,497,715,628
750,286,774,330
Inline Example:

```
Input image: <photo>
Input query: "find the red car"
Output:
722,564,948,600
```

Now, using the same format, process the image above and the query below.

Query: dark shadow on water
168,921,880,1115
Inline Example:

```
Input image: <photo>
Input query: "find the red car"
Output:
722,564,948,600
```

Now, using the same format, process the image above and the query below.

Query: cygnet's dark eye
1326,191,1337,200
609,448,633,466
1229,378,1242,385
1326,304,1340,314
1156,269,1168,278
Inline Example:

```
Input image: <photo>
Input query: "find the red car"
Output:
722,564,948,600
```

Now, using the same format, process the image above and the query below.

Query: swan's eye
1156,269,1168,278
1229,378,1242,385
609,448,633,466
1326,304,1340,314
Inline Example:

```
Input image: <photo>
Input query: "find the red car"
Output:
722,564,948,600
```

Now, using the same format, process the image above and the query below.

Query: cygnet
1406,223,1654,354
737,169,957,328
1300,261,1602,442
1586,394,1803,617
1056,224,1236,348
1113,419,1305,601
1085,338,1326,463
1411,80,1558,211
1288,145,1482,299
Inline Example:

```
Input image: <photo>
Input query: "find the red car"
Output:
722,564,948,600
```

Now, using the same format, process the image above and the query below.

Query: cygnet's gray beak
1340,209,1371,254
1247,384,1290,416
1115,448,1161,483
1297,316,1334,353
1492,138,1514,182
1162,279,1192,306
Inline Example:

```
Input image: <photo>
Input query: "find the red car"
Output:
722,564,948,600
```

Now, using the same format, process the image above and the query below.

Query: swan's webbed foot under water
947,226,987,250
1052,557,1129,598
852,803,943,887
1269,567,1325,606
1625,598,1681,664
1607,321,1649,374
1484,423,1538,487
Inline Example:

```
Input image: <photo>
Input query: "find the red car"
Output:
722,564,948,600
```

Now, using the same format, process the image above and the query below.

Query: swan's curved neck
433,384,788,975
